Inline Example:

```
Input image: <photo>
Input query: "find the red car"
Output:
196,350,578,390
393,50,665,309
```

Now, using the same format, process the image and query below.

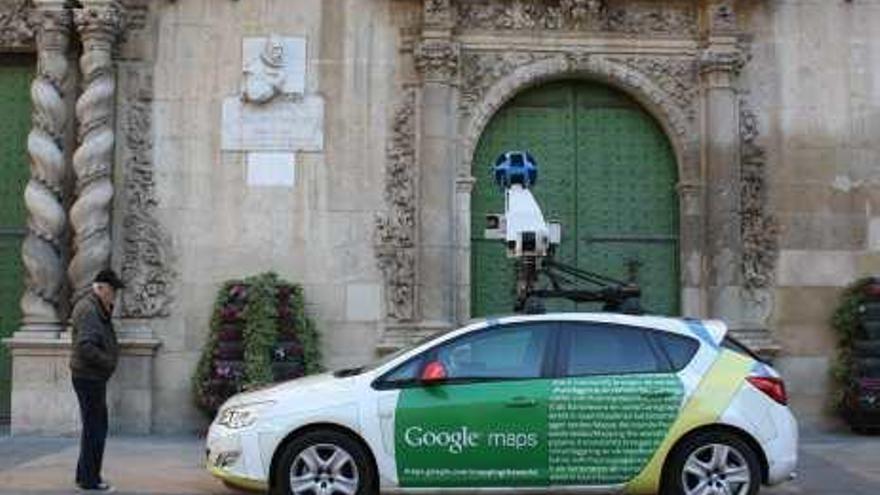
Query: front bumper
206,422,270,492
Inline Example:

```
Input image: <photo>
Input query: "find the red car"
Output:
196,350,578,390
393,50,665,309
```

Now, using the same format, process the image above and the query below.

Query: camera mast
484,151,644,315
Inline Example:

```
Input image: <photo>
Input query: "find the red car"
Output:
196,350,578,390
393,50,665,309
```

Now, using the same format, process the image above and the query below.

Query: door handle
505,396,538,408
640,391,673,400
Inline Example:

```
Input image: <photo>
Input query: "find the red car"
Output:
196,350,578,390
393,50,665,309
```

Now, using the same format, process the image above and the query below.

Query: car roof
464,312,727,346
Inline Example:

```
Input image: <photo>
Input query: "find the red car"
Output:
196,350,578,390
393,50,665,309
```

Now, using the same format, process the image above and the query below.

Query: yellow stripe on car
207,463,269,492
625,349,753,495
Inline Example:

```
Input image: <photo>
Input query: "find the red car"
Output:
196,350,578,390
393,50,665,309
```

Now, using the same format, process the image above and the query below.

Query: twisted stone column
69,1,122,302
19,1,72,335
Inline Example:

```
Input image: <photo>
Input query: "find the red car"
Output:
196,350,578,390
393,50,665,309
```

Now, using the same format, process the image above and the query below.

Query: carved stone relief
606,56,699,122
414,38,459,82
454,0,696,36
375,88,418,321
118,66,175,318
0,0,35,50
458,50,700,148
739,101,778,290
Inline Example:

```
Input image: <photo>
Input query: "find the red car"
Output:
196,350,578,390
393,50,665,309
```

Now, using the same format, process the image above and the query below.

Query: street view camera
484,151,561,259
484,151,642,314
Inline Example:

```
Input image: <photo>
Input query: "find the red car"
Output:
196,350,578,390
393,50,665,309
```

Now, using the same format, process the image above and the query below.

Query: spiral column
69,0,122,303
19,1,72,336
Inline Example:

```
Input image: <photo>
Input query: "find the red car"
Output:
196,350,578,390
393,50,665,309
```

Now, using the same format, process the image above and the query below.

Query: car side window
379,356,424,384
431,323,550,380
654,333,700,370
435,324,551,380
563,322,663,376
373,323,552,388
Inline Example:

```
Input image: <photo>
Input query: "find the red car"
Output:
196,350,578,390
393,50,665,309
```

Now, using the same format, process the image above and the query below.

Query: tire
272,429,377,495
662,430,762,495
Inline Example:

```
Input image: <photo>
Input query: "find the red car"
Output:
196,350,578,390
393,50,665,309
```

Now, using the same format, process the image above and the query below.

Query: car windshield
332,328,454,377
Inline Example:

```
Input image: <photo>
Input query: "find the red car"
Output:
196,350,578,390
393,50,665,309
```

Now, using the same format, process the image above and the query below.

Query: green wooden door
471,81,679,317
0,57,34,424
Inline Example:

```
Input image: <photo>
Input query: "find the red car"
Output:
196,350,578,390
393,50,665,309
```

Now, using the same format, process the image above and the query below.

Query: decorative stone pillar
415,0,459,326
69,0,123,302
700,0,747,327
18,0,73,338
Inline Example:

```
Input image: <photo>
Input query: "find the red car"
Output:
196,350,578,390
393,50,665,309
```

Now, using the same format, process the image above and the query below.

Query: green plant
830,277,873,408
193,272,322,416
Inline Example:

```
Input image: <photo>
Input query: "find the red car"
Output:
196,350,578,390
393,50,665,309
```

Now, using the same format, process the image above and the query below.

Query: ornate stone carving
709,0,737,33
454,0,696,36
0,0,35,50
414,39,459,82
700,39,750,76
607,56,700,121
423,0,452,26
242,34,287,104
375,88,418,321
739,101,778,290
460,50,699,126
118,67,175,318
459,50,551,113
69,1,123,302
20,5,71,332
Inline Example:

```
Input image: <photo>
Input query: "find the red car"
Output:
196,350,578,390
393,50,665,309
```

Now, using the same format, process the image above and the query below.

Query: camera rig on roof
484,151,643,315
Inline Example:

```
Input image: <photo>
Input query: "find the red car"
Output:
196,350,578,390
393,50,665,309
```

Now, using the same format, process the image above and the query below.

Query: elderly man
70,269,125,493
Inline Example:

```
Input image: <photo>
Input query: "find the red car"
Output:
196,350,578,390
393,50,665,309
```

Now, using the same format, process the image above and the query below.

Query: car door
385,321,557,488
549,322,685,488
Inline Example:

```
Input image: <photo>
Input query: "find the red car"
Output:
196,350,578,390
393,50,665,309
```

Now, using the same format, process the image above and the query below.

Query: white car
207,313,798,495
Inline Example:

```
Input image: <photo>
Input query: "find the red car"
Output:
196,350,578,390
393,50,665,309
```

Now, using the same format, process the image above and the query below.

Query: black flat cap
94,268,126,289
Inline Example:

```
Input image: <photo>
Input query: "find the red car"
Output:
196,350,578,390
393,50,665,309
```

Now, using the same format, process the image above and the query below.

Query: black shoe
76,482,115,493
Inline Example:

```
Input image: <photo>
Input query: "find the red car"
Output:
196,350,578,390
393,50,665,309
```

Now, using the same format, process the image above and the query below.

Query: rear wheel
662,430,761,495
273,429,377,495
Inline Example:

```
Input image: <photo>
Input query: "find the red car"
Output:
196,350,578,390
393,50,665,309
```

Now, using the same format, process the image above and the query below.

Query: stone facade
1,0,879,433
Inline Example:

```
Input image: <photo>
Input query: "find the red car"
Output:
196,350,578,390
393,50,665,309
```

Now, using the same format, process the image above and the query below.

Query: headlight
217,401,275,429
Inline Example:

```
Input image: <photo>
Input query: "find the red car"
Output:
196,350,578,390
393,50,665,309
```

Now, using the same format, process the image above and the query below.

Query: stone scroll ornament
375,89,418,321
20,7,71,330
118,68,175,318
69,2,124,302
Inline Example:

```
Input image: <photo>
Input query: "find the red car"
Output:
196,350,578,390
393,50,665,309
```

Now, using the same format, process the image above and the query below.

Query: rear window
654,333,699,370
722,336,764,362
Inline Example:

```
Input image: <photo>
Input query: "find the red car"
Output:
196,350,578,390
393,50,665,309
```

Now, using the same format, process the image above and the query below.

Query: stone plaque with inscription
221,95,324,152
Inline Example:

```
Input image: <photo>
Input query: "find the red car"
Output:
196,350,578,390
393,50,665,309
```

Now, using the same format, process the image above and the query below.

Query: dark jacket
70,293,119,381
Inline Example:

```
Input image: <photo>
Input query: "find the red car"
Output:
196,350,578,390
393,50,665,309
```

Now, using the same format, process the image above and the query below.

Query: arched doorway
470,80,680,317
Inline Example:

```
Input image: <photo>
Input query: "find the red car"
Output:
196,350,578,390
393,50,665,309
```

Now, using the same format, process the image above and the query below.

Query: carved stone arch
458,53,700,186
453,52,705,322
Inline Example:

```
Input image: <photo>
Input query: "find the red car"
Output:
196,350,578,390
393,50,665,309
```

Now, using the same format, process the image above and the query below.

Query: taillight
747,376,788,405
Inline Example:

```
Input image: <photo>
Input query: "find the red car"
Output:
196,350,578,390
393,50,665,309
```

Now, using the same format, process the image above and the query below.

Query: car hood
222,372,361,409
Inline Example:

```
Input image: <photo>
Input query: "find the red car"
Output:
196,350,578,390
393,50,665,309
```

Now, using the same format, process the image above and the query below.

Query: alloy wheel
681,443,752,495
289,443,360,495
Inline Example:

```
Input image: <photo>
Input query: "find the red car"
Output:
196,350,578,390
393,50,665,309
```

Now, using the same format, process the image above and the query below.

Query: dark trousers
72,377,108,488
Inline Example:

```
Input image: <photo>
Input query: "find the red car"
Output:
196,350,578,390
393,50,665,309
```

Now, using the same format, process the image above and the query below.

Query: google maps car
207,313,798,495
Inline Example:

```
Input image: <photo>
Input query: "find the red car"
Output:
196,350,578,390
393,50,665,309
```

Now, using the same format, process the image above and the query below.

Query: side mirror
420,361,447,384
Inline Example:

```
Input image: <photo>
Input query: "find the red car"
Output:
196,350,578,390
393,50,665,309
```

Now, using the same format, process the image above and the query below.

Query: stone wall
149,0,403,432
740,0,880,426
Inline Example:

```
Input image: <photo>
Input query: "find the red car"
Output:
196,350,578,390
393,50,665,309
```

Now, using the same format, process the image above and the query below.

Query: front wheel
662,430,761,495
273,429,377,495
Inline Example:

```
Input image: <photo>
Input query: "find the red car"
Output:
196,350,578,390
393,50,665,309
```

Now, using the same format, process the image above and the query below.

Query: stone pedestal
3,334,160,435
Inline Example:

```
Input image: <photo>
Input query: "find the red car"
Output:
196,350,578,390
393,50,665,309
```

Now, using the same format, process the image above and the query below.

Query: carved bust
242,34,287,104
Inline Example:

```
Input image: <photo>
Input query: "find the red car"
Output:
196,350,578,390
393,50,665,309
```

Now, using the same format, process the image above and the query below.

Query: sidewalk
0,428,877,495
